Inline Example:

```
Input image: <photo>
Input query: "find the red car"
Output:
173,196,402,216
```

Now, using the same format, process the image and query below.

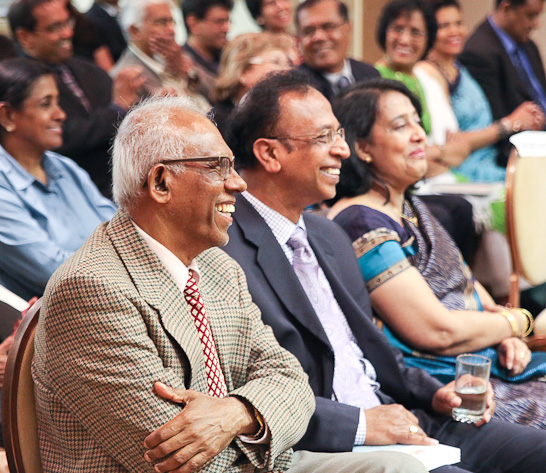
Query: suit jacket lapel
482,21,533,100
234,196,331,348
305,215,406,390
105,211,209,393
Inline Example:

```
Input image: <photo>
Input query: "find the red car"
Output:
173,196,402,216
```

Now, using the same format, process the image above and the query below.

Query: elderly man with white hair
32,95,426,473
113,0,206,102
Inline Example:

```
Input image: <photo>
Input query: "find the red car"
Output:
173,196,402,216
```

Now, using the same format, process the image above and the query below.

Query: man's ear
14,28,33,52
147,165,172,203
128,24,141,42
252,138,282,173
185,14,200,35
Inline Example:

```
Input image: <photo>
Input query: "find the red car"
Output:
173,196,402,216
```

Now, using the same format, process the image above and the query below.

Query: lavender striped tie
288,226,381,409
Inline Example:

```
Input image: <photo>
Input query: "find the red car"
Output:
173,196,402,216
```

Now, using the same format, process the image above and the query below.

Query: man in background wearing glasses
33,94,425,473
296,0,379,102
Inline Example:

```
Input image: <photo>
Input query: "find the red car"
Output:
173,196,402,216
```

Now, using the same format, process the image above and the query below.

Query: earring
5,125,14,132
363,154,372,163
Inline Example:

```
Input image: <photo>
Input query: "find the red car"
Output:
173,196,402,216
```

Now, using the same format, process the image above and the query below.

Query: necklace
426,51,459,85
390,200,419,227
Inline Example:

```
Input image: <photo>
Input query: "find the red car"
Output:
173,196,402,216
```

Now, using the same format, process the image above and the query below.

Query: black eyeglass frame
157,156,234,180
266,127,345,145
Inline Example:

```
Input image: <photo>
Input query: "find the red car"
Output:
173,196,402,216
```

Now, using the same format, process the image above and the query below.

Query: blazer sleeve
34,270,193,472
296,397,361,452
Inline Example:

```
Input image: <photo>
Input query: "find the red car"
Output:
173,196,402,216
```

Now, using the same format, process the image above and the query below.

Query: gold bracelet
500,309,520,337
513,308,534,338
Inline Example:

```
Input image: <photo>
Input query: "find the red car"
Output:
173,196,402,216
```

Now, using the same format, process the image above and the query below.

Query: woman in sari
328,77,546,429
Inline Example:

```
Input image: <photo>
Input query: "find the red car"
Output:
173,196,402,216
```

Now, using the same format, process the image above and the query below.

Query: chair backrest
2,298,43,473
506,150,546,307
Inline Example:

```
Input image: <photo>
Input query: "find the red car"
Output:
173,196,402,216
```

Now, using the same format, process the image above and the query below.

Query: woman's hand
506,101,545,132
497,337,531,375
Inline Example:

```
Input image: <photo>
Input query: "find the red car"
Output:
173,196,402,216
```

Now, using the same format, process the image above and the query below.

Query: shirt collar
242,191,306,247
128,43,165,76
133,222,200,293
489,15,518,55
0,145,63,191
323,59,354,86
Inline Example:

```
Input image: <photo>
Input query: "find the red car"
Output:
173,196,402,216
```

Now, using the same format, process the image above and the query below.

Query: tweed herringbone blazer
32,210,314,472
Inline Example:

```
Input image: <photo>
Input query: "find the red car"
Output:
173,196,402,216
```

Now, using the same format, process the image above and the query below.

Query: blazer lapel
106,211,209,393
234,196,331,348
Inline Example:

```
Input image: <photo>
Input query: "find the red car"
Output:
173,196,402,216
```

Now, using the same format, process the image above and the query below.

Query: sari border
366,259,411,292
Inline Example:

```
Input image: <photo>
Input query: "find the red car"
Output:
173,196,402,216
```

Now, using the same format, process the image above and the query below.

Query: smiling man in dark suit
296,0,379,102
460,0,546,156
223,69,546,473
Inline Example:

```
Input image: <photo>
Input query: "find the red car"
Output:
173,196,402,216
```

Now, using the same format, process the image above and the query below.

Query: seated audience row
33,70,546,473
33,91,427,473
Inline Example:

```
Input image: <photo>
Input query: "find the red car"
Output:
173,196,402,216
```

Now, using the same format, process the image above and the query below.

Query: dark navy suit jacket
460,18,546,121
223,195,443,452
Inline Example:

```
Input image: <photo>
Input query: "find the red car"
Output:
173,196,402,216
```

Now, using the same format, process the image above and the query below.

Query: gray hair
111,95,212,209
120,0,176,32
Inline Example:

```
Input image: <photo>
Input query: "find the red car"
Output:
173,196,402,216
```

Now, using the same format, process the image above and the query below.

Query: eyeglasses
158,156,234,180
387,25,426,39
147,17,176,27
267,127,345,145
299,21,347,39
35,16,76,34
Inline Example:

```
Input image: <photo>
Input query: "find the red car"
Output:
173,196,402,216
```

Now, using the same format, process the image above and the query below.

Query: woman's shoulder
43,151,96,181
333,204,405,242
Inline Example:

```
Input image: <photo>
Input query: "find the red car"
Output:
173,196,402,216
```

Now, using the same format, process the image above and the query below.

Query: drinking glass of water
452,354,491,424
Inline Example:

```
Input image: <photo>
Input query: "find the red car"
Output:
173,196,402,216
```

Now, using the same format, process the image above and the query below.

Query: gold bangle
513,308,534,338
500,309,520,337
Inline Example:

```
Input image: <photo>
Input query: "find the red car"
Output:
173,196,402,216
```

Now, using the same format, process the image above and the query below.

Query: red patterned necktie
184,271,228,397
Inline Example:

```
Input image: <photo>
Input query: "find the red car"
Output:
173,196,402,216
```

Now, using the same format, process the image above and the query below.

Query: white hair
111,95,213,209
120,0,177,32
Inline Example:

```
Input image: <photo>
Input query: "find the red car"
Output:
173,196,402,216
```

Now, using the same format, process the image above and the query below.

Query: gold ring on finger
409,425,419,435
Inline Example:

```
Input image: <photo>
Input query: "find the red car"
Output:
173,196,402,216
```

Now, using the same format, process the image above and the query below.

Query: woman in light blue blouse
0,58,116,300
